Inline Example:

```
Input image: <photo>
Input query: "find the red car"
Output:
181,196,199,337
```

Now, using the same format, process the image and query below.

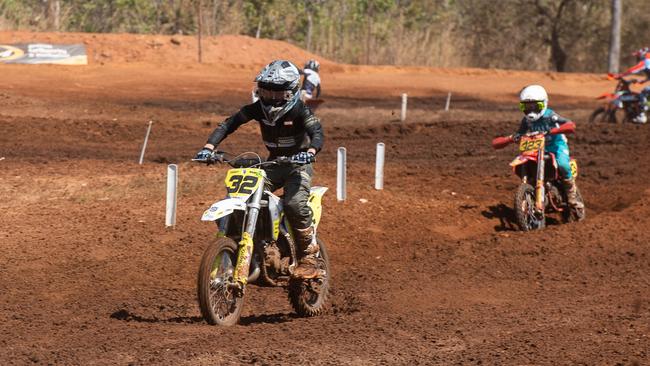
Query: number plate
224,168,264,199
518,135,545,153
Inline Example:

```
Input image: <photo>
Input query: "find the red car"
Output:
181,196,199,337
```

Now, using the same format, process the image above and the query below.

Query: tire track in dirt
1,72,649,364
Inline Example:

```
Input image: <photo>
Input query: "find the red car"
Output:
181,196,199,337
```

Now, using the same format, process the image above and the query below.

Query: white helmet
519,84,548,121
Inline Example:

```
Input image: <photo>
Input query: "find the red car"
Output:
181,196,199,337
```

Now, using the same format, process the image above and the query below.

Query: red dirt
1,32,649,365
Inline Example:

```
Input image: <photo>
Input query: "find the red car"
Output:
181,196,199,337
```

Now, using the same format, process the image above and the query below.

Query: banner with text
0,43,87,65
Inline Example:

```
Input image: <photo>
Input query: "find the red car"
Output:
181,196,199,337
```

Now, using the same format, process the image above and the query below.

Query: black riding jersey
207,100,324,158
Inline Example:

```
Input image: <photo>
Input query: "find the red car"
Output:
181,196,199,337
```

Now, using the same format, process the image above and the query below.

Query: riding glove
194,148,215,162
291,151,315,165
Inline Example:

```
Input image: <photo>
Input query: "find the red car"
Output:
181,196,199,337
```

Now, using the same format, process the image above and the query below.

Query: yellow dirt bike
492,122,585,231
192,151,330,326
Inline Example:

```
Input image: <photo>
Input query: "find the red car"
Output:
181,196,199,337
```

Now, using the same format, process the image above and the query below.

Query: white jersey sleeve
304,69,321,87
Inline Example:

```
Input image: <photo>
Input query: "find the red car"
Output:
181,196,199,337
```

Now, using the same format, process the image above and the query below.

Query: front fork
233,185,264,287
535,146,546,213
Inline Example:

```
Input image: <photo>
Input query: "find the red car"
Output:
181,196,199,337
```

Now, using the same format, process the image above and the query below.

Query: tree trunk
550,28,567,72
51,0,61,31
608,0,621,73
365,2,373,64
211,0,219,35
306,11,313,51
546,0,569,72
395,9,403,65
255,19,262,39
197,0,203,63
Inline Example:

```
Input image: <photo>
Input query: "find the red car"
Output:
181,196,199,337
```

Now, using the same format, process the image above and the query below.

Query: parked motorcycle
193,151,330,326
492,122,585,231
589,74,644,124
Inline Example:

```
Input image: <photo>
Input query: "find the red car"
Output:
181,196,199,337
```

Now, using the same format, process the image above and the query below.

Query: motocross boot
562,178,584,210
638,102,649,124
632,112,647,124
292,226,321,279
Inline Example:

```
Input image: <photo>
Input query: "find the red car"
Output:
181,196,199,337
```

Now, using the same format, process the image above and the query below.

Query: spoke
210,284,226,316
525,192,539,228
207,250,238,319
210,284,234,319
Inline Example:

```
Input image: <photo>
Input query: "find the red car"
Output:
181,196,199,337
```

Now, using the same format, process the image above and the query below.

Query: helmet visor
257,88,292,107
519,101,545,114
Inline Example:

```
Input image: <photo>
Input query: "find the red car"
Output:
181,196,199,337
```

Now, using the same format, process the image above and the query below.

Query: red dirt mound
0,30,333,68
1,30,639,106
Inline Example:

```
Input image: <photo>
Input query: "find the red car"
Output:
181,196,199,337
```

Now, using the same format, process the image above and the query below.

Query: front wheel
588,107,616,124
514,183,545,231
288,238,330,317
197,237,245,326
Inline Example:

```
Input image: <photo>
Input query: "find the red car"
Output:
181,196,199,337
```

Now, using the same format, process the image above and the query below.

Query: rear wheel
197,237,244,326
563,187,586,223
288,238,330,317
514,183,545,231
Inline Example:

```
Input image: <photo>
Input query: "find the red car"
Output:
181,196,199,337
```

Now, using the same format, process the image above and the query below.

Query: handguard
492,135,514,150
549,121,576,136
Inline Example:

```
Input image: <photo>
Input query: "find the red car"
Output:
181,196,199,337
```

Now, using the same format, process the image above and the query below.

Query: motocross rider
300,59,321,101
617,47,650,124
194,60,325,279
511,85,584,210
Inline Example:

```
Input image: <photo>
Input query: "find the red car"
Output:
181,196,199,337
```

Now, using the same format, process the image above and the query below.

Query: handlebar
491,121,576,150
192,151,302,168
608,72,639,86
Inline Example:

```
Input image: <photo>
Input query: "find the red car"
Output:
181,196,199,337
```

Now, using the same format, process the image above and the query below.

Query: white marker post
166,164,178,227
400,93,408,122
139,120,153,165
445,92,452,111
337,147,346,201
375,142,385,190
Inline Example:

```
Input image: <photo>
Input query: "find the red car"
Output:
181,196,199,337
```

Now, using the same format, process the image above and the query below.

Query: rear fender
201,198,247,222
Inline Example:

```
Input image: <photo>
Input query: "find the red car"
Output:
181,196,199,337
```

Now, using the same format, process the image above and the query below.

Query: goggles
257,88,293,106
519,101,545,114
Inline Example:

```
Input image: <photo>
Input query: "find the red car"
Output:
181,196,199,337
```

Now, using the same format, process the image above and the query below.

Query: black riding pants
264,163,313,230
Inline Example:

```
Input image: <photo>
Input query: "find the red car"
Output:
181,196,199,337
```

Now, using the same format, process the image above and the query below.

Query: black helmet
254,60,301,108
304,59,320,72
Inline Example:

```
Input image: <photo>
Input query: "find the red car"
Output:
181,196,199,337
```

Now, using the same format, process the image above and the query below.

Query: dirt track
1,33,649,365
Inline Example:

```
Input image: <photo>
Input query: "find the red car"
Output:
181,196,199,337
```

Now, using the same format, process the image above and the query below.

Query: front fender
201,198,247,222
596,92,615,100
509,155,537,167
